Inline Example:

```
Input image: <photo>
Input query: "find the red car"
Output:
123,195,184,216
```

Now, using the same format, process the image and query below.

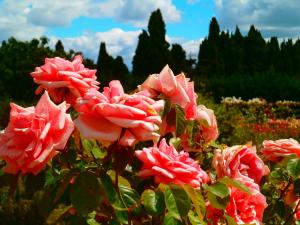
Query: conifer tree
169,44,187,74
96,42,114,86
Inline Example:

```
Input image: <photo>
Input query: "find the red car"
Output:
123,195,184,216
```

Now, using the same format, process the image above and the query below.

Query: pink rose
213,145,269,184
31,55,99,105
74,80,164,147
207,178,267,225
226,178,267,224
262,138,300,162
139,65,197,120
196,105,218,143
0,92,74,174
135,138,209,187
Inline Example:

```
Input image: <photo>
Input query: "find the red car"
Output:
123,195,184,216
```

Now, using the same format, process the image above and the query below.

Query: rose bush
0,55,299,225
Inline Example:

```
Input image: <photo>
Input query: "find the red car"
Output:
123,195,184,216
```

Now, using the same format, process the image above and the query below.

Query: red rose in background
135,138,209,187
207,178,267,225
262,138,300,162
74,80,164,147
0,92,74,174
31,55,99,105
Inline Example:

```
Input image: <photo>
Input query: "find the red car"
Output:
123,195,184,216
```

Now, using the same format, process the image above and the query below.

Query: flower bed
0,56,299,224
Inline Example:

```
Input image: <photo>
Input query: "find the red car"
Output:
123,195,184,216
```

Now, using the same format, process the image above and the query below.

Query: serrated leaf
70,172,102,215
141,189,165,215
175,105,186,136
203,182,229,198
287,158,300,178
165,184,191,219
119,185,141,215
163,213,183,225
219,177,251,195
183,185,205,221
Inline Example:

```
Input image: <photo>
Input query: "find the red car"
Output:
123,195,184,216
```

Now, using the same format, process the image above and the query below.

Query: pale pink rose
31,55,99,105
74,80,164,147
196,105,218,143
0,92,74,174
135,138,209,187
225,178,267,224
207,178,267,225
262,138,300,162
139,65,197,120
213,145,269,184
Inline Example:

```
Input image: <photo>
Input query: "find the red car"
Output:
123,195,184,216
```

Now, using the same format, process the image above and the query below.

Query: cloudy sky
1,0,300,67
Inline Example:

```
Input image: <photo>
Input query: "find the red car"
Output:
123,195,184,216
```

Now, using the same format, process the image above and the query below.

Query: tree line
1,9,300,104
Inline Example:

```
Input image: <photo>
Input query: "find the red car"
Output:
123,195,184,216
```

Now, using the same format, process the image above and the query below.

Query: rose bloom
226,178,267,224
196,105,218,143
135,138,209,187
262,138,300,162
139,65,197,120
207,178,267,225
74,80,164,147
31,55,99,105
213,145,269,184
0,92,74,174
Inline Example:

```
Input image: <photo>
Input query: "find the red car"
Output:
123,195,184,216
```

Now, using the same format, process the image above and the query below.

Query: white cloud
0,0,181,41
50,29,141,67
215,0,300,38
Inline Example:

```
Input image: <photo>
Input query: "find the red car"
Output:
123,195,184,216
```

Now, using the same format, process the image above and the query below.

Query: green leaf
119,185,141,215
162,99,172,118
107,170,131,188
175,105,186,136
70,171,102,215
165,184,191,219
225,214,238,225
163,213,183,225
287,158,300,178
100,173,118,204
207,191,229,210
81,138,106,160
46,205,72,224
188,211,206,225
182,185,205,221
141,189,165,215
203,182,230,198
219,177,251,194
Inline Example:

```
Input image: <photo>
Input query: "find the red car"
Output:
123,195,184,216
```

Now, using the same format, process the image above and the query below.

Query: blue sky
1,0,300,67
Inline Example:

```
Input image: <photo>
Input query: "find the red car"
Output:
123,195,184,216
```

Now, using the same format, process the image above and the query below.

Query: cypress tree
96,42,114,86
132,30,151,81
169,44,187,74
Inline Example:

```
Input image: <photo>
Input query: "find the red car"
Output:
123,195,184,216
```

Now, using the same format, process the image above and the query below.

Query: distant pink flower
262,138,300,162
74,80,164,147
0,92,74,174
135,138,209,187
196,105,218,143
31,55,99,105
213,145,269,184
139,65,197,120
